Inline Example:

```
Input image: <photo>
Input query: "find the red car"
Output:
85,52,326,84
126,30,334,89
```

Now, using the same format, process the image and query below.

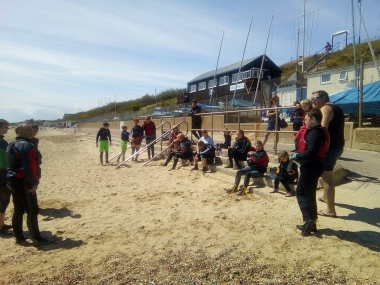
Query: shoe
225,165,233,168
296,223,318,233
161,163,168,166
2,224,12,230
270,188,278,193
236,187,247,196
0,228,12,236
226,185,238,194
16,238,32,246
33,237,54,246
300,220,315,236
285,191,294,197
191,166,199,171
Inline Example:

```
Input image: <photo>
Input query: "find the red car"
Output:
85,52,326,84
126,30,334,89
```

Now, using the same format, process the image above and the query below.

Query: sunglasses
311,96,323,101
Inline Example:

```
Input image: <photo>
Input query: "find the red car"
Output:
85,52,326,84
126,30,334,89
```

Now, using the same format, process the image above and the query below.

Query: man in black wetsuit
187,100,202,140
161,133,193,170
311,90,345,218
6,124,54,246
0,119,12,236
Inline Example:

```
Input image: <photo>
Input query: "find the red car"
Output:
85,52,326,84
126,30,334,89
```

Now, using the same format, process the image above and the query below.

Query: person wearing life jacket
6,124,54,246
270,151,298,197
289,109,330,237
225,130,251,169
130,118,143,162
226,140,268,196
161,133,193,170
96,122,112,164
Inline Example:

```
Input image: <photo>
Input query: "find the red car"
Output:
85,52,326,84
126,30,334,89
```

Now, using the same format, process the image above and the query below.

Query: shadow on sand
39,207,81,221
335,203,380,228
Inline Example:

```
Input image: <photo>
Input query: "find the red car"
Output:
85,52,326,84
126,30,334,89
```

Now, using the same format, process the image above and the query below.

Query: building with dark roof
178,54,282,105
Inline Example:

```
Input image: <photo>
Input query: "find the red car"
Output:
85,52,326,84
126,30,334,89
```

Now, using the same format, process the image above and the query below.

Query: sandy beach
0,129,379,284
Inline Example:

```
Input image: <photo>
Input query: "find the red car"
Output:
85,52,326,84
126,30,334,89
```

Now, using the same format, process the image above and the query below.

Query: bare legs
320,170,336,215
262,132,279,149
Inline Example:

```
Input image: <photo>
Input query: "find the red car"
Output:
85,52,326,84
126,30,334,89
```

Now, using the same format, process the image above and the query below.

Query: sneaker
33,237,55,246
270,188,278,193
285,191,294,197
2,224,12,230
0,228,12,236
300,220,315,236
296,224,318,233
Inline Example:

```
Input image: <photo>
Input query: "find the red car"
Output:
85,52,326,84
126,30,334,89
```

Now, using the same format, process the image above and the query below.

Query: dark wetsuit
164,137,193,169
295,125,326,222
188,105,202,139
6,137,44,242
234,149,268,187
0,135,11,215
198,143,216,164
228,137,251,168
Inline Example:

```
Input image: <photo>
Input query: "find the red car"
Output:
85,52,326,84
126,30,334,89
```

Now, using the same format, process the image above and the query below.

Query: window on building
242,70,251,80
208,79,217,88
219,76,229,86
321,74,331,84
252,68,263,78
198,82,206,90
189,84,196,93
339,71,347,81
232,73,243,83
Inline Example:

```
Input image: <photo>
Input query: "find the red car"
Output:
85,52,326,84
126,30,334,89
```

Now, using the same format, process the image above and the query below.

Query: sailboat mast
302,0,306,73
351,0,358,87
232,17,253,101
209,32,224,105
253,16,273,105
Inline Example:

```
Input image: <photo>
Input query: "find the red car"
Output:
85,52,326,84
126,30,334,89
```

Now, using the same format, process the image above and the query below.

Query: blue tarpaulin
330,81,380,115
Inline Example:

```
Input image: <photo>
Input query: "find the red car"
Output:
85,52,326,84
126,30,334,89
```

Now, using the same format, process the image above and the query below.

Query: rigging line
253,16,273,104
209,32,224,105
308,10,315,56
232,17,253,101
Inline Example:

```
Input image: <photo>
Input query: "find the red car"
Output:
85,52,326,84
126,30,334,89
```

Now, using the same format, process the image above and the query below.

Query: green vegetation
279,39,380,80
62,88,185,122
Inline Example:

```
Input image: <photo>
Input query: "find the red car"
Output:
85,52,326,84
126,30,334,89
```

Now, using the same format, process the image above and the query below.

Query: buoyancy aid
295,126,330,158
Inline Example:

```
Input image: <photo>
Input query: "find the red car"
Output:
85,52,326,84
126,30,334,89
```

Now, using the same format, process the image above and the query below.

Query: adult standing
6,124,53,245
187,100,202,140
96,122,112,164
142,116,156,160
262,95,281,149
290,101,304,152
311,90,345,217
0,119,12,235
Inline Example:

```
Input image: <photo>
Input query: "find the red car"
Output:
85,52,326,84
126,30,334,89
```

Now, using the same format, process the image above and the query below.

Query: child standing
116,125,130,163
96,122,112,164
270,151,298,197
130,118,143,161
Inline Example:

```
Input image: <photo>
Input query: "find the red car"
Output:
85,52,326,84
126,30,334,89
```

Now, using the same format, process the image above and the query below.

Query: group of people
0,120,54,246
229,90,344,237
96,90,344,237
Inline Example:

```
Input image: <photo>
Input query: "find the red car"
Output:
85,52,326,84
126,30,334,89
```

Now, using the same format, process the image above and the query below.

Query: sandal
270,188,278,193
285,191,294,197
317,210,337,218
318,197,326,203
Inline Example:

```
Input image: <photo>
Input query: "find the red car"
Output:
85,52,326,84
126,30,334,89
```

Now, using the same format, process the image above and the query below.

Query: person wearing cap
290,101,304,152
187,100,202,140
0,119,12,236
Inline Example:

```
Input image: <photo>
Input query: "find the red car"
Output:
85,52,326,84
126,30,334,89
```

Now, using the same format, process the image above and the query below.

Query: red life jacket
295,126,330,158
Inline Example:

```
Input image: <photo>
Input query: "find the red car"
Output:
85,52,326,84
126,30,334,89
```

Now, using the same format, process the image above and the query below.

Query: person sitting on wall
191,141,215,173
225,129,251,170
161,133,193,170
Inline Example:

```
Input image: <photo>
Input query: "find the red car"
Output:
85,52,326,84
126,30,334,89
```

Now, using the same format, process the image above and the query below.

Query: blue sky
1,0,379,122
